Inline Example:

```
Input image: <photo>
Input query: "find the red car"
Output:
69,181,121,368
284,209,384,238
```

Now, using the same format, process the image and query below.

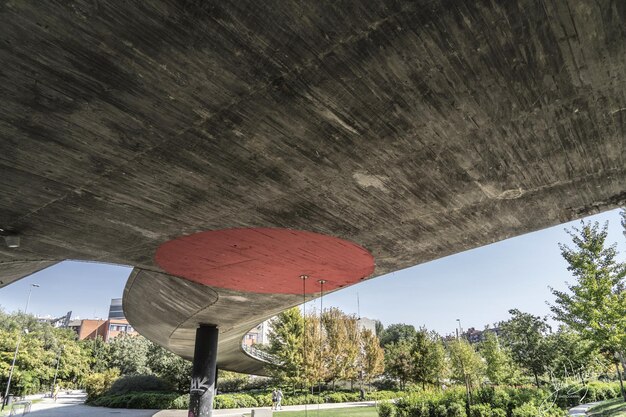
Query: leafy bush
491,408,505,417
470,404,493,417
214,393,258,409
511,403,538,417
378,401,395,417
367,390,404,401
447,401,466,417
85,368,120,400
91,392,182,409
325,392,360,403
511,402,565,417
107,374,173,395
281,394,324,406
433,404,448,417
469,404,506,417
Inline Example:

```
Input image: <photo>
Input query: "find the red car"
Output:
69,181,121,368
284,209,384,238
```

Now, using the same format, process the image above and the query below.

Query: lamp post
2,283,39,411
456,318,463,340
50,345,64,399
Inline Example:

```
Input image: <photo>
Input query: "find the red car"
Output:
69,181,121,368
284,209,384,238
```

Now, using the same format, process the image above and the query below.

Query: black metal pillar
189,325,218,417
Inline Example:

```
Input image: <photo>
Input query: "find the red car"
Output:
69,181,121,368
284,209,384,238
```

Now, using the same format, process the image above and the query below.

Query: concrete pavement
1,392,376,417
568,401,601,416
155,400,377,417
2,392,158,417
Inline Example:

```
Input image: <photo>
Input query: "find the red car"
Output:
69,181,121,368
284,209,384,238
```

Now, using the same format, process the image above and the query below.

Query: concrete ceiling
1,1,625,374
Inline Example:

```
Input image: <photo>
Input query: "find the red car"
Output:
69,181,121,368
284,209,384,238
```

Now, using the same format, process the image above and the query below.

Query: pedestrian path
3,392,157,417
2,392,376,417
568,401,601,416
155,400,377,417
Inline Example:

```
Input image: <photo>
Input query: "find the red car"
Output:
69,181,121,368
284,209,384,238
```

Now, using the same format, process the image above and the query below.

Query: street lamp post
50,345,64,399
2,283,39,411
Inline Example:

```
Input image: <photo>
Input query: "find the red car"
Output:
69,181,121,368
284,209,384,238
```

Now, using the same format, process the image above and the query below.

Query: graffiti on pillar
188,412,195,417
190,376,213,396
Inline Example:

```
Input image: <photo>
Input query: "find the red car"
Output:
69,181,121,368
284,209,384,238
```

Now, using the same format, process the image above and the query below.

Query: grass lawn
244,406,378,417
588,398,626,417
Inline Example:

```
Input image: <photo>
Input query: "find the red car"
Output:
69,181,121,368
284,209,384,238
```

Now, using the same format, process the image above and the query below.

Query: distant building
244,321,269,347
461,326,501,344
357,317,377,334
69,298,136,341
108,298,125,319
37,311,72,328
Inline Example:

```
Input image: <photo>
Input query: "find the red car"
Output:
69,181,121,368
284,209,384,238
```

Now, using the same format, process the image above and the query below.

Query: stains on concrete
1,0,626,366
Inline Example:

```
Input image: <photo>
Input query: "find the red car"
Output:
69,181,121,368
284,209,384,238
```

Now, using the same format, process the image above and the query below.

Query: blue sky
0,208,624,335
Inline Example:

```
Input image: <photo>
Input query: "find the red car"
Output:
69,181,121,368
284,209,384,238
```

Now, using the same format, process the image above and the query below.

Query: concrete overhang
1,1,625,375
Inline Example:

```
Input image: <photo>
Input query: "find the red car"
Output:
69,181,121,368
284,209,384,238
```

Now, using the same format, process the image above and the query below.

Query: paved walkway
2,393,157,417
155,400,376,417
1,392,376,417
568,401,601,416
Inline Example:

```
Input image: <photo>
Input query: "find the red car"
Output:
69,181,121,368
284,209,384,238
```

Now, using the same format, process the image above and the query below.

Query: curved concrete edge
123,268,320,375
0,260,60,288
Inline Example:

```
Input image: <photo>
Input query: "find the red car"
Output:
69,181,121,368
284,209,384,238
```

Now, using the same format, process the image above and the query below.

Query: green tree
379,323,417,348
103,333,151,375
359,329,384,384
0,309,94,395
549,220,626,399
447,338,485,411
146,342,192,392
499,309,551,387
411,329,446,389
479,331,520,385
303,312,327,390
384,339,413,390
266,307,304,388
545,326,605,384
321,308,359,387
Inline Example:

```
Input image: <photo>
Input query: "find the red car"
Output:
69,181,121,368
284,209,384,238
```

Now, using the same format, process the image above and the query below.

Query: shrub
433,404,448,417
469,404,507,417
378,401,395,417
213,393,258,409
91,392,183,409
85,368,120,401
107,374,173,395
470,404,493,417
491,408,506,417
367,390,404,401
511,403,538,417
447,401,466,417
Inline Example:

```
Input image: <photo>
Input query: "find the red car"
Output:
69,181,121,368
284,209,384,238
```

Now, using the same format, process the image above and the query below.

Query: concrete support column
189,325,218,417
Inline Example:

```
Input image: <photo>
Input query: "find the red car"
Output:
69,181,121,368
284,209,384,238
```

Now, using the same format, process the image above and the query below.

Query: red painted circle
155,228,375,294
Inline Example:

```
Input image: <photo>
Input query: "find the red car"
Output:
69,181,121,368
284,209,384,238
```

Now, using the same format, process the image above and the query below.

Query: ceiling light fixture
0,228,20,248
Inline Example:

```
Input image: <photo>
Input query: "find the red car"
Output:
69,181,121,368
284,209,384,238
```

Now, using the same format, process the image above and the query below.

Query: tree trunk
616,362,626,402
533,372,540,388
464,375,471,416
618,351,626,396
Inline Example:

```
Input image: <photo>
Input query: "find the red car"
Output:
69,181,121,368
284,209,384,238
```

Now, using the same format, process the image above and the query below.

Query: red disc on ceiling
155,228,375,294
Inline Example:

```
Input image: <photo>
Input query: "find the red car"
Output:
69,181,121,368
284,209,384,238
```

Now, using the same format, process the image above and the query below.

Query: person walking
271,389,278,410
276,389,283,410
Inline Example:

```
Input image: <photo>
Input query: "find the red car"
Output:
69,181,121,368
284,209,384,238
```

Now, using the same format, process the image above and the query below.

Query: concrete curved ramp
2,0,626,374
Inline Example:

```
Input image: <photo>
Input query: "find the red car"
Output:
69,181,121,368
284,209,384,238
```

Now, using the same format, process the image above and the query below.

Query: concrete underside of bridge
1,1,625,375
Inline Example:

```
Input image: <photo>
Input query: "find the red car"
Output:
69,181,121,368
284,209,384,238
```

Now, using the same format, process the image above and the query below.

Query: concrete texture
1,1,626,374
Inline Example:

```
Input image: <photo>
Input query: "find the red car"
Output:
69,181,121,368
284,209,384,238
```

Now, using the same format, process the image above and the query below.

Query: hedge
381,382,623,417
90,389,403,410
